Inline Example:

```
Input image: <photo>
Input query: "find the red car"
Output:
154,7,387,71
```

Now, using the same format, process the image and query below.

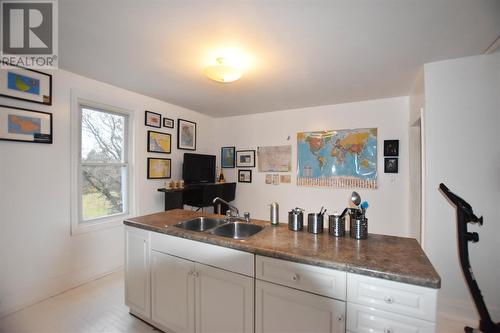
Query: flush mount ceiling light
204,57,243,83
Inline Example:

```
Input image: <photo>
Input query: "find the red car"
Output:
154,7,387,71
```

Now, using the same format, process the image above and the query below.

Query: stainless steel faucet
212,197,250,222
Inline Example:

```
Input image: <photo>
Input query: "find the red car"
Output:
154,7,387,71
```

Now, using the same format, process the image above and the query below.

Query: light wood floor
0,271,156,333
0,270,467,333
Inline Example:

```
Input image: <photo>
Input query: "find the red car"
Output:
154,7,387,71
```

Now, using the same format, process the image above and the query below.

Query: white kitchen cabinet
151,250,195,333
255,280,346,333
149,248,254,333
195,263,254,333
124,226,151,320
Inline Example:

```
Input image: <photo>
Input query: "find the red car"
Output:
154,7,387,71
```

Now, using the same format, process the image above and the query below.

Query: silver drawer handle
292,273,299,281
384,296,394,304
383,328,393,333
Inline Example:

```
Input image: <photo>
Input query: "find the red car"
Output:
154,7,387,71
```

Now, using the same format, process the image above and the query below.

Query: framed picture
147,130,171,154
384,140,399,156
221,146,235,168
147,157,171,179
384,158,398,173
0,62,52,105
145,111,161,128
163,117,174,128
238,169,252,183
236,150,256,167
177,118,197,150
0,104,52,143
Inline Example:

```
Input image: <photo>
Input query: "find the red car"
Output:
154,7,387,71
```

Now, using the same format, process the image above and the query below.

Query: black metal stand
439,183,500,333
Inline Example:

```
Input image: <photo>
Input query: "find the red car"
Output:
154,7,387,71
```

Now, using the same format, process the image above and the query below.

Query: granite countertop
124,209,440,288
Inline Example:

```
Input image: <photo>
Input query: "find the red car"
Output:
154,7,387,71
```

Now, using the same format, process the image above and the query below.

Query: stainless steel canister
350,217,368,239
288,208,304,231
270,202,279,225
329,214,345,237
307,213,324,234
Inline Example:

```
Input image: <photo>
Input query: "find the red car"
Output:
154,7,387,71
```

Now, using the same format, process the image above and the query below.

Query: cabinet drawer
347,273,437,322
256,280,346,333
151,233,254,277
256,255,346,300
347,303,436,333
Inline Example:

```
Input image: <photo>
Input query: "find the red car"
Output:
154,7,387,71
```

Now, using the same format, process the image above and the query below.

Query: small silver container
270,202,279,225
350,217,368,239
307,213,324,234
288,209,304,231
329,214,345,237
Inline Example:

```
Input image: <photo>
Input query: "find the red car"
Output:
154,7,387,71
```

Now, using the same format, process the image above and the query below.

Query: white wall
423,52,500,325
0,69,214,316
214,97,411,237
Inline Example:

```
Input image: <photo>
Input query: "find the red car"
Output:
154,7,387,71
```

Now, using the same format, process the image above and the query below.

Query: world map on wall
297,128,378,189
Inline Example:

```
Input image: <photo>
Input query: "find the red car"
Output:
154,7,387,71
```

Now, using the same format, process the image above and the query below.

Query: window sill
71,214,130,236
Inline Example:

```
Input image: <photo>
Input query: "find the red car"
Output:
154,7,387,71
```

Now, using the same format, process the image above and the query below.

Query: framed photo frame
147,157,171,179
236,150,256,167
238,169,252,183
177,118,197,150
145,111,161,128
384,158,399,173
147,130,171,154
221,146,236,168
0,62,52,105
0,104,52,143
163,117,174,128
384,140,399,156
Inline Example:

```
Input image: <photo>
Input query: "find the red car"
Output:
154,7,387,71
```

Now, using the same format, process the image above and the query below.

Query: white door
195,263,254,333
124,227,150,319
151,251,195,333
256,280,346,333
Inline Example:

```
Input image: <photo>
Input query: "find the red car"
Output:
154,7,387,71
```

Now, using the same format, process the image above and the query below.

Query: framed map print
147,158,171,179
0,63,52,105
177,118,196,150
145,111,161,128
147,130,171,154
0,105,52,143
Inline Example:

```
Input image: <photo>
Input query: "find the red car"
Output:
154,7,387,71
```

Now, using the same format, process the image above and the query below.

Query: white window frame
70,90,135,235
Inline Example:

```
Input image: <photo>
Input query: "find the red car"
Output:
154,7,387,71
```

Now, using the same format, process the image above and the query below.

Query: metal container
329,214,345,237
307,213,324,234
270,202,279,226
350,217,368,239
288,208,304,231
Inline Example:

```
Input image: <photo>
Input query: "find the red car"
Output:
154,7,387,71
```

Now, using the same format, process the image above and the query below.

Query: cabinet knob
292,273,299,281
192,272,199,278
383,328,393,333
336,316,344,322
384,296,394,304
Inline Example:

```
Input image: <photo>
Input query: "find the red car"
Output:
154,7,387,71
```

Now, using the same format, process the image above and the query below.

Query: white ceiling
59,0,500,117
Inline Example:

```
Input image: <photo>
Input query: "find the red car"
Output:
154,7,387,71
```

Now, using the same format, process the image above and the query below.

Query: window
79,105,129,223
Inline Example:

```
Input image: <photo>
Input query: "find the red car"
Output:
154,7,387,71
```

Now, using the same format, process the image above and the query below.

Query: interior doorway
409,110,424,244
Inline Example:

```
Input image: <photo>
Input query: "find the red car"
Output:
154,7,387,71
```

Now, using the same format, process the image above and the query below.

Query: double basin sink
174,217,263,240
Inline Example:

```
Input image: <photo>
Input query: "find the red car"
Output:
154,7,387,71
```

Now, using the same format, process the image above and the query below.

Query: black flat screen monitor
183,153,216,185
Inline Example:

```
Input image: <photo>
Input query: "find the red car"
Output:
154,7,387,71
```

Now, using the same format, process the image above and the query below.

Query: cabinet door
151,251,195,333
124,227,150,319
256,280,346,333
195,263,254,333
